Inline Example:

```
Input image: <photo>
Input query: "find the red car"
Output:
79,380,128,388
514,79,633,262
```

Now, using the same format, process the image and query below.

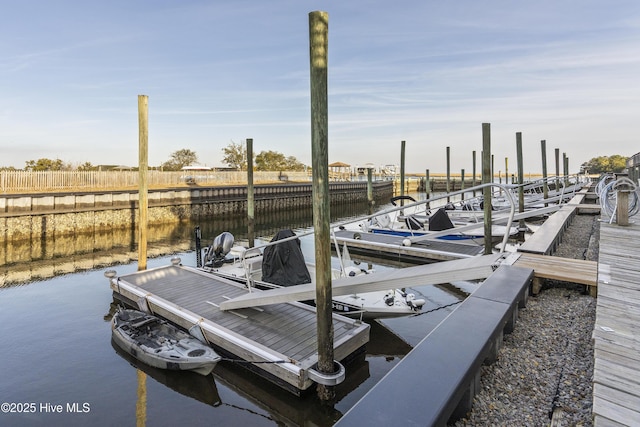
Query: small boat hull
111,309,221,376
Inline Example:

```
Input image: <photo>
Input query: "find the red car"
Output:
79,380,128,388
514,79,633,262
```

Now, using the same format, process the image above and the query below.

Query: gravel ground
453,214,599,427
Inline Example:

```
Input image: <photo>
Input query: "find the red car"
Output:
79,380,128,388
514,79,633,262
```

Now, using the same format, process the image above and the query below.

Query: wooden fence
0,170,312,193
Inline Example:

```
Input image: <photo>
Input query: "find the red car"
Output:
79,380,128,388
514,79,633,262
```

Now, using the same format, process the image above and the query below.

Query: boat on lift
197,230,426,319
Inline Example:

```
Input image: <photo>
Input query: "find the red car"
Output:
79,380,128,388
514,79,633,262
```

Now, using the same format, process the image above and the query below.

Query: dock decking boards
593,220,640,426
110,265,369,394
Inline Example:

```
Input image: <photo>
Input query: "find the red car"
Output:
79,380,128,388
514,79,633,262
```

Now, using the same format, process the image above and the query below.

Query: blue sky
1,1,639,173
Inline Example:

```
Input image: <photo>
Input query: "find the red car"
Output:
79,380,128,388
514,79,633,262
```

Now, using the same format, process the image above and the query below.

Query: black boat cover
261,229,312,287
428,208,455,231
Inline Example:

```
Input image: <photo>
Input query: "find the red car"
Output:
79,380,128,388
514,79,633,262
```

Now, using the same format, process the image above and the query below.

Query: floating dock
108,263,369,395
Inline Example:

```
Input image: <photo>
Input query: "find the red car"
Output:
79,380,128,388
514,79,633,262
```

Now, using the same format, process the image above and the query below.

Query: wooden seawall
0,181,393,241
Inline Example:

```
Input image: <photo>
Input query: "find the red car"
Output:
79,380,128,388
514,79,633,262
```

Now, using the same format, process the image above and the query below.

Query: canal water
0,196,473,426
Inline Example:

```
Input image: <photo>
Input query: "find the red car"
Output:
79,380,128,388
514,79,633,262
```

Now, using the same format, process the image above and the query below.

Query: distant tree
0,166,18,171
580,155,627,174
255,150,306,171
222,141,248,171
77,162,95,171
162,149,198,171
24,158,68,171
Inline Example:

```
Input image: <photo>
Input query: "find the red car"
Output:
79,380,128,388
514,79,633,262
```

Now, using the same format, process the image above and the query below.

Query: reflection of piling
309,10,334,402
138,95,149,271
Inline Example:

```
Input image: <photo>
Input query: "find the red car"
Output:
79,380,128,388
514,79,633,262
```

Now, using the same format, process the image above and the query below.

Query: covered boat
199,230,426,319
111,309,221,376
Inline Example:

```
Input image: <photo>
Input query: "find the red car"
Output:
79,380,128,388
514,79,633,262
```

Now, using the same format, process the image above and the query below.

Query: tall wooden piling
472,151,477,196
425,169,431,209
482,124,492,255
367,168,373,206
461,169,465,201
309,10,334,401
516,132,525,229
136,94,149,426
138,95,149,271
446,146,451,202
504,158,509,185
400,140,406,201
541,140,549,204
555,148,560,189
246,138,255,247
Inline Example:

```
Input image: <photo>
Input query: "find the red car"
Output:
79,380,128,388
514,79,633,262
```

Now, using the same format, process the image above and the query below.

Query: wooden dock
510,252,598,296
108,264,369,395
592,220,640,425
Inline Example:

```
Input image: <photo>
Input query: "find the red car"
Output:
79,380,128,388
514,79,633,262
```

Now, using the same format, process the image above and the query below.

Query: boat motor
405,293,426,310
204,232,234,267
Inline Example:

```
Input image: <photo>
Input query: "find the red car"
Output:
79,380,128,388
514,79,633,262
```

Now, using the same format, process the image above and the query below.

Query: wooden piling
516,132,525,229
425,169,431,209
309,10,334,401
246,138,255,247
137,95,148,271
446,146,451,202
400,140,406,201
541,140,549,204
555,148,560,189
472,151,477,197
461,169,465,201
482,124,492,255
367,168,373,206
504,157,509,185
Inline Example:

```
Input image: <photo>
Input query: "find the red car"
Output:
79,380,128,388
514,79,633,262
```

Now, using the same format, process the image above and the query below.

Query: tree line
1,141,308,172
1,147,628,174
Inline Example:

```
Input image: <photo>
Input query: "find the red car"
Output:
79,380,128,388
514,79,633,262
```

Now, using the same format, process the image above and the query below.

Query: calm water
0,196,469,426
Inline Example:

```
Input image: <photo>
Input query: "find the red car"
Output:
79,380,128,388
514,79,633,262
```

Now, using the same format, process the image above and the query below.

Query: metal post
482,124,492,254
309,10,334,401
138,95,148,271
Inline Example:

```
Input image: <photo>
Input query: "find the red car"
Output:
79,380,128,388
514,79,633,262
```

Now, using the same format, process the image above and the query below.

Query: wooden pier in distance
108,263,369,395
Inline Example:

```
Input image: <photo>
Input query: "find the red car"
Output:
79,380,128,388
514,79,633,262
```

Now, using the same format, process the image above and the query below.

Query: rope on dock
410,300,462,317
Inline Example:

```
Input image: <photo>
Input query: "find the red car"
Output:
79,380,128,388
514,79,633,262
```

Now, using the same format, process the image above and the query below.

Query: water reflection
1,202,374,287
0,195,477,427
108,297,412,427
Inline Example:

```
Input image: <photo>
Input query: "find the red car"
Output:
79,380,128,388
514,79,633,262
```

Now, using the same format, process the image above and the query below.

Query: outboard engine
204,232,234,267
384,291,395,306
404,293,426,310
